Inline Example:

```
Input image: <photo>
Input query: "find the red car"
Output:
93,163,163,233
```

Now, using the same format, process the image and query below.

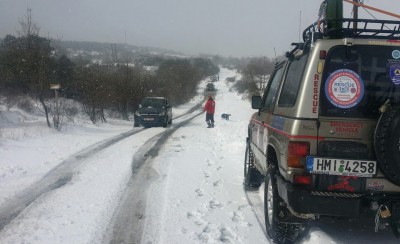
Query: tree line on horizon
0,11,219,130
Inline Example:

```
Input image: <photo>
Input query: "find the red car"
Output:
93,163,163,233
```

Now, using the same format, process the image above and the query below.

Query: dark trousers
206,113,214,127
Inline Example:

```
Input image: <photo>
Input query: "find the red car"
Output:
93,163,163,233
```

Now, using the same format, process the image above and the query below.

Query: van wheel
243,140,263,189
163,117,168,128
264,166,306,244
374,108,400,186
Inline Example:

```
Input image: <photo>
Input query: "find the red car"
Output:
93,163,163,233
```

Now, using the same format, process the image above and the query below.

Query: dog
221,113,231,120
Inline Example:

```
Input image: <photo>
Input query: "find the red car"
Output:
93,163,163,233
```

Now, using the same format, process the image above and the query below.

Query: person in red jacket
203,96,215,128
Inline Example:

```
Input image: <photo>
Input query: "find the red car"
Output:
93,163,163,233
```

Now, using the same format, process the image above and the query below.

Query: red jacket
203,99,215,114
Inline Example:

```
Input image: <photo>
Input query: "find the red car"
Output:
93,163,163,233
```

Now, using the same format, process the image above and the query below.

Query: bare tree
76,65,109,124
242,57,274,92
18,9,54,127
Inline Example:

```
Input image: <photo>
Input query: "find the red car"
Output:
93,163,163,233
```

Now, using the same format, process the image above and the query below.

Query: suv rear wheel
243,140,263,189
264,165,306,244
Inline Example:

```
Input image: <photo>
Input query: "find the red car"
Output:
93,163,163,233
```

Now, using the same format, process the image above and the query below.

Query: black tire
374,108,400,186
264,166,306,244
163,116,168,128
243,140,263,189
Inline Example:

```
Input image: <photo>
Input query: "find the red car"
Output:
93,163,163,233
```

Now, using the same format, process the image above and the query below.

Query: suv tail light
288,141,310,168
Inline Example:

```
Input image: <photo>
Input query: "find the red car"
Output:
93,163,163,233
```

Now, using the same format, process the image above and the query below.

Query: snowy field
0,68,399,243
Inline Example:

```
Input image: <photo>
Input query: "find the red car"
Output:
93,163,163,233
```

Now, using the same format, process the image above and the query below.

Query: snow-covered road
1,68,399,244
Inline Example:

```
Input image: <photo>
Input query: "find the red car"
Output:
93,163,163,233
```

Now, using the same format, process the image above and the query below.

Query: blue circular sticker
325,69,365,109
393,50,400,60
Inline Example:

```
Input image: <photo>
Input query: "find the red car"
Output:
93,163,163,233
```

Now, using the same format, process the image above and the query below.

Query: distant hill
56,40,187,65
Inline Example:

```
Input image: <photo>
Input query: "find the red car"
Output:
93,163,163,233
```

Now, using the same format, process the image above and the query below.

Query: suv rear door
315,44,400,180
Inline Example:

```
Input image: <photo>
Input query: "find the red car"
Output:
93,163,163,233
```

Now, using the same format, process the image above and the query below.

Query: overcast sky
0,0,398,58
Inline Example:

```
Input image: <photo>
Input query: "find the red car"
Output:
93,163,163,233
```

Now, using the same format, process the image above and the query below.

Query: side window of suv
278,54,308,107
262,65,284,111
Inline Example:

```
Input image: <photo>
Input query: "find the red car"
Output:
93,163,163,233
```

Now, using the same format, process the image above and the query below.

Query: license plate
306,157,377,177
143,118,154,121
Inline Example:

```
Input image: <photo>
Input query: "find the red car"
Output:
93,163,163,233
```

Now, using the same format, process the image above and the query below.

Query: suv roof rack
303,18,400,45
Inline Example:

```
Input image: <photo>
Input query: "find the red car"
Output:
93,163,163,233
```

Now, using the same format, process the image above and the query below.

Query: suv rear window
320,45,400,118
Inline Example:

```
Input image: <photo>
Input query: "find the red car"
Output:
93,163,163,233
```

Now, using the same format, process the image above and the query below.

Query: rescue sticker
325,69,364,109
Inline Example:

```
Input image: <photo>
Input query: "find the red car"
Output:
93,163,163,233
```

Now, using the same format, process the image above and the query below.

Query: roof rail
285,42,305,59
303,18,400,45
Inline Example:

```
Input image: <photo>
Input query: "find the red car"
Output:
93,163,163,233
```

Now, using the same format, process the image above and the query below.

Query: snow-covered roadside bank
0,121,134,206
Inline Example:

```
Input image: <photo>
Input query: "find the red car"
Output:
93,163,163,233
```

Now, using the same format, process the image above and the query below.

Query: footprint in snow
208,199,224,209
197,224,236,243
237,205,248,211
187,211,205,226
175,200,183,207
231,211,242,222
219,226,236,242
195,188,204,197
213,180,223,187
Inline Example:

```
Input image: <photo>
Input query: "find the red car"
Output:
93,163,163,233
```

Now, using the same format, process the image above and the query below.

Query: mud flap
390,202,400,238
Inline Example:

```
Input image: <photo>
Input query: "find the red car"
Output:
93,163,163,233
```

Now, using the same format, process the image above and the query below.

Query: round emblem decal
392,50,400,60
325,69,364,109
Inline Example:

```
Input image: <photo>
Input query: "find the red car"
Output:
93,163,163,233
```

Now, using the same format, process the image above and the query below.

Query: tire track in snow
105,111,203,244
0,129,144,232
245,187,268,238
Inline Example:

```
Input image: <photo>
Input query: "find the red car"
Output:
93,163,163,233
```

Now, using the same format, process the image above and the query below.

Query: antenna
299,11,302,42
274,48,277,63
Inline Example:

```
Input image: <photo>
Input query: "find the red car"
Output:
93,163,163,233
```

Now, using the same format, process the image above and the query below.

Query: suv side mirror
251,96,262,109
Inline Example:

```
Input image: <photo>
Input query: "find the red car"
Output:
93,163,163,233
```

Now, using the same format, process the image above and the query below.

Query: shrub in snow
17,98,34,113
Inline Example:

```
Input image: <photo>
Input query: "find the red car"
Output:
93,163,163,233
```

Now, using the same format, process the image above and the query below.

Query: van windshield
320,45,400,118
